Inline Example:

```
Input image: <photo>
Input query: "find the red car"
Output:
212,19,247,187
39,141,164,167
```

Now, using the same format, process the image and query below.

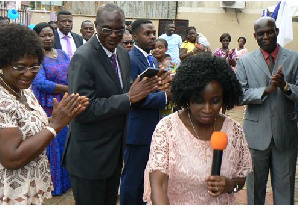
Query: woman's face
238,38,245,48
2,54,40,92
189,80,223,125
38,26,54,50
152,40,167,60
187,29,197,43
221,37,230,49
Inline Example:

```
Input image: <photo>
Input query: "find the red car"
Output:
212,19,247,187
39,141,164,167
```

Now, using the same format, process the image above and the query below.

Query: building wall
29,1,298,53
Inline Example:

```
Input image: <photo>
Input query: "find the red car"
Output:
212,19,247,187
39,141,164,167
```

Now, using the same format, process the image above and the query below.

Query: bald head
253,16,279,53
254,16,276,31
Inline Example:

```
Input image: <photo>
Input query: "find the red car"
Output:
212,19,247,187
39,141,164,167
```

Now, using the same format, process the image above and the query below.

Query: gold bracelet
283,82,289,92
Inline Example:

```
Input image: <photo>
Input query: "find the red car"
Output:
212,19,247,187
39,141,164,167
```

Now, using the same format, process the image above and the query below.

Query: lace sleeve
0,97,18,128
232,122,253,178
147,117,171,175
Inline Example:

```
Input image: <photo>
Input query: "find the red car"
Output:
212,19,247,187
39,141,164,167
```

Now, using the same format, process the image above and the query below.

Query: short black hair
156,38,168,48
171,53,242,110
131,18,152,35
186,26,196,35
33,22,55,35
238,36,246,43
0,24,44,67
81,20,93,28
57,10,72,17
220,33,231,42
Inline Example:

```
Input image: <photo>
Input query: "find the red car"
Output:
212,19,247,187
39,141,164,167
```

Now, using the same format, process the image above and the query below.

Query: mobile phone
140,67,159,79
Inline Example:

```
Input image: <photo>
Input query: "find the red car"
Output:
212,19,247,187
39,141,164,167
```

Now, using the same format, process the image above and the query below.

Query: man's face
166,24,176,36
57,14,73,35
80,22,95,41
96,11,125,52
133,23,156,53
121,33,133,51
254,18,279,53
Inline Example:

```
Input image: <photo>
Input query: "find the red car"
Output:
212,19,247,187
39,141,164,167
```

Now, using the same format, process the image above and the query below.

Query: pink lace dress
0,86,53,205
144,112,252,205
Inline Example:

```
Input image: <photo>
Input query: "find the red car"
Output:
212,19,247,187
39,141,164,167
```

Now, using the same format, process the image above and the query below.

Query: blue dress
31,49,71,196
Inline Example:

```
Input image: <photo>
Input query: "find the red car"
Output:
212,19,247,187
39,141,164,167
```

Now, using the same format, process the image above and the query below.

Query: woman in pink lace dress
144,54,252,205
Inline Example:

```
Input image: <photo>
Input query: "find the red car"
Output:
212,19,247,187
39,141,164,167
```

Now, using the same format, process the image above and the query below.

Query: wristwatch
230,182,239,194
283,82,292,95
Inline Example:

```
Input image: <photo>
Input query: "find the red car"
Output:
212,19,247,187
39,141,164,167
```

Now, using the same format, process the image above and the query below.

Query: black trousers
69,163,122,205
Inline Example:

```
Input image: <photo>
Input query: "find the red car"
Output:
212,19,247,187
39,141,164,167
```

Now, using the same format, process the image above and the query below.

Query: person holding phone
120,18,171,205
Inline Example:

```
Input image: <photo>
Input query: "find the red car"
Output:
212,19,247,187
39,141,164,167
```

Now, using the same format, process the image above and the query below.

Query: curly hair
0,24,44,68
171,53,242,110
219,33,231,42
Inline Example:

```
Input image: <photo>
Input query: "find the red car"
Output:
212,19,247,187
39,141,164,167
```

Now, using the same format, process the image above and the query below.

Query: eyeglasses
12,65,42,73
122,41,134,45
100,27,125,36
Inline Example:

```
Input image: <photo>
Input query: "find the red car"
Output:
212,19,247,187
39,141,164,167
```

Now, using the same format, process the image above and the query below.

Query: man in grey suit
63,3,169,205
236,16,297,205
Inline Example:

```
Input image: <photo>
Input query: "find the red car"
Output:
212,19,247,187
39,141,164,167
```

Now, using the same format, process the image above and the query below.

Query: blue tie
147,55,154,67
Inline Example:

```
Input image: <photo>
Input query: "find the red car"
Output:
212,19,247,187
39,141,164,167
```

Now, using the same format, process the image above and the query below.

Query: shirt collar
95,33,117,57
57,28,72,39
134,45,152,57
260,44,280,61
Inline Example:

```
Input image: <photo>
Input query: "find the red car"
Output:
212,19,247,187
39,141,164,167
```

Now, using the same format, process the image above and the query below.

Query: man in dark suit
63,4,169,205
120,19,171,205
53,10,83,59
236,16,298,205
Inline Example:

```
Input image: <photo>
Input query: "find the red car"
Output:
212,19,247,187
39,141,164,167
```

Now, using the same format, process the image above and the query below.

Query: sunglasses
100,27,125,36
123,41,134,45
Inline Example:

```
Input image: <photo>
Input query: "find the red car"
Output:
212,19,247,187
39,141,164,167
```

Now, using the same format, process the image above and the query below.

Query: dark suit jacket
62,35,131,179
126,46,166,145
53,30,83,49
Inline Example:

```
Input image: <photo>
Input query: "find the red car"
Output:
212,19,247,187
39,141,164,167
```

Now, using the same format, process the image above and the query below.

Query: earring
0,68,3,75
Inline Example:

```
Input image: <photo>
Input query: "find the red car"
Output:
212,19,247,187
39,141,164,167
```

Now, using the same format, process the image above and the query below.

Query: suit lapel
92,37,122,92
273,47,288,74
134,47,149,71
253,49,272,79
117,48,128,92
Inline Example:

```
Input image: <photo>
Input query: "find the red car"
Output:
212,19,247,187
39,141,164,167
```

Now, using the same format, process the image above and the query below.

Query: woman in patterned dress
31,22,71,196
0,24,88,205
144,54,252,204
214,33,237,69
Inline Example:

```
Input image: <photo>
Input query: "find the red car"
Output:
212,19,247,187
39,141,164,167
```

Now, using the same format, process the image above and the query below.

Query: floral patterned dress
0,86,53,205
144,112,252,205
31,49,71,196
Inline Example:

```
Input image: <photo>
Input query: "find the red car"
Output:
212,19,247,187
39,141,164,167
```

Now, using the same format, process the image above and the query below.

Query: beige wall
177,11,298,53
29,4,298,53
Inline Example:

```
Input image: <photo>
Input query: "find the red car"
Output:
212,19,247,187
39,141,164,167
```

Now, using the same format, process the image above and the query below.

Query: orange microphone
210,132,228,175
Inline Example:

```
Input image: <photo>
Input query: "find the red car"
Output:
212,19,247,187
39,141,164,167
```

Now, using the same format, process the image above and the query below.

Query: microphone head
210,131,228,150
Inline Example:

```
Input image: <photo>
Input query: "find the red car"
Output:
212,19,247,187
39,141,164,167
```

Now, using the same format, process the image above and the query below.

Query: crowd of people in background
0,2,297,206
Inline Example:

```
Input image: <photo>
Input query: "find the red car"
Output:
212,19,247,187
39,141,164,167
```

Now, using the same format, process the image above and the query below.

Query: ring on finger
215,187,219,192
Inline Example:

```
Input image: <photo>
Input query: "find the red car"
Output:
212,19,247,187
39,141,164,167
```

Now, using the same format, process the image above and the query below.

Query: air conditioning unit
220,1,246,9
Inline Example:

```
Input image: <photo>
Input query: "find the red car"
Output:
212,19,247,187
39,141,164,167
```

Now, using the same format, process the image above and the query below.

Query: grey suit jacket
236,46,298,151
62,35,131,179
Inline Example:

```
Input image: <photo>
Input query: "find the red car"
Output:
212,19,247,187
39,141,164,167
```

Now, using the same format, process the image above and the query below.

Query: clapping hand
49,93,89,132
